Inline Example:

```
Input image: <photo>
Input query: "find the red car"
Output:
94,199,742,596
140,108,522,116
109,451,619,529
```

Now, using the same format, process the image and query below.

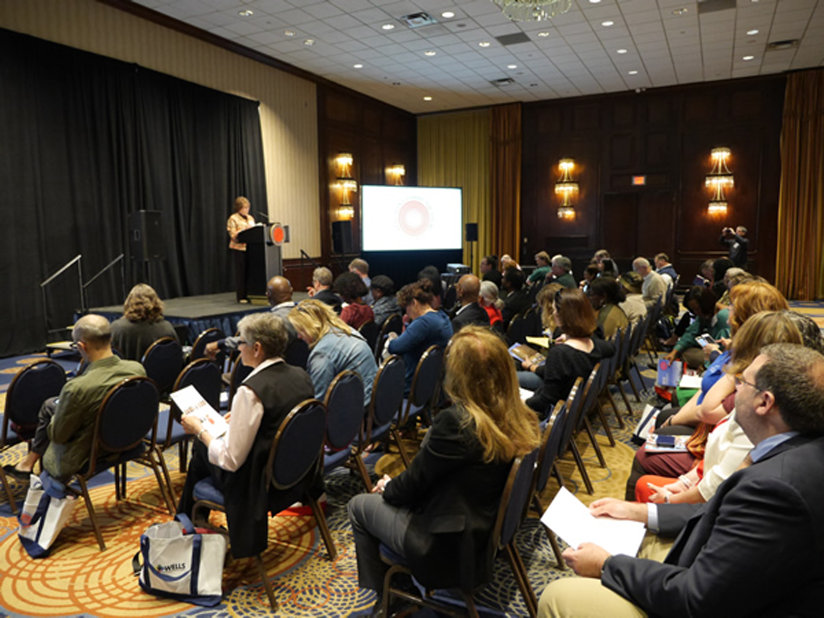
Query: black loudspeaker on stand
129,210,165,262
332,220,354,254
465,222,478,270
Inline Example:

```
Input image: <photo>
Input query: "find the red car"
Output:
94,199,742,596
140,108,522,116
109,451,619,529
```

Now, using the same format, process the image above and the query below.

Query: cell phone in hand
696,334,715,348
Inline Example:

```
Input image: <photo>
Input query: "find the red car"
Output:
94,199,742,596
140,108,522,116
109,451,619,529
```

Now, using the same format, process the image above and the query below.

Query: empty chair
141,337,184,398
68,377,174,551
189,327,224,363
1,359,66,513
322,370,365,474
191,399,335,611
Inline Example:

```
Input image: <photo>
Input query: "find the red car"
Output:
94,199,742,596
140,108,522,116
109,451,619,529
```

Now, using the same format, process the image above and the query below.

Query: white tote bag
17,474,78,558
136,514,227,607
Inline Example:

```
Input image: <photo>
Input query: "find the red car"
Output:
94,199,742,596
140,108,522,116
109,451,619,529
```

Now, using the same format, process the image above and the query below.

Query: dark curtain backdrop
0,29,267,357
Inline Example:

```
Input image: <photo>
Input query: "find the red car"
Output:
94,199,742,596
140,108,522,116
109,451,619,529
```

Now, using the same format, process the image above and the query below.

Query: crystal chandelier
492,0,573,21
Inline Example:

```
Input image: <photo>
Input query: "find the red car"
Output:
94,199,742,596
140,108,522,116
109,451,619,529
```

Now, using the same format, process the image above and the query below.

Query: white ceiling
134,0,824,113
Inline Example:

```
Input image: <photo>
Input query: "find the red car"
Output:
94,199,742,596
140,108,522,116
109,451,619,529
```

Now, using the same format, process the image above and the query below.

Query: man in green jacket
5,314,145,481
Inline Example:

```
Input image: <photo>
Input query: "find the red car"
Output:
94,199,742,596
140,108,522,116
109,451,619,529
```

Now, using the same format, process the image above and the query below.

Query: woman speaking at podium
227,196,255,303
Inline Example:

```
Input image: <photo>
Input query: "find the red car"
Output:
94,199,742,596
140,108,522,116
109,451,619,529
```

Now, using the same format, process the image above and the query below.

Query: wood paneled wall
317,83,417,268
522,76,786,282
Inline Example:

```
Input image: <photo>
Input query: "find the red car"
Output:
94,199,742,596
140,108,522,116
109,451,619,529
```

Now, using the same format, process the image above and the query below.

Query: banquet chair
321,370,365,474
393,345,443,468
191,398,335,611
69,377,174,551
374,314,402,360
141,337,184,399
1,359,66,513
358,320,379,355
188,327,224,363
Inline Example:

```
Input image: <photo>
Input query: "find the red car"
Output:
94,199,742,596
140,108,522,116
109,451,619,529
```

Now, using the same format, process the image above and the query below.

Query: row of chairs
358,313,403,361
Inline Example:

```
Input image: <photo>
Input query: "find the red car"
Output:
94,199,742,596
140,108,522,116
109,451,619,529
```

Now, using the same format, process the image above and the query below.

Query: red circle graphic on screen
398,200,429,236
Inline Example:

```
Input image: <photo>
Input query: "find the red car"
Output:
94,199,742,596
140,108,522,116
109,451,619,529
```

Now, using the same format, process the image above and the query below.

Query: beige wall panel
1,0,319,258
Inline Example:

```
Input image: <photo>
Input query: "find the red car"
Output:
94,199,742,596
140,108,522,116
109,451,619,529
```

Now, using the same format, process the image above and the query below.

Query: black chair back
142,337,184,396
358,320,379,353
368,355,406,433
374,314,403,360
404,345,443,420
323,370,365,451
442,285,458,313
190,327,224,361
557,376,587,456
534,402,569,496
497,447,539,550
284,337,310,368
267,399,326,490
228,356,254,406
3,359,65,435
89,377,159,475
173,359,222,413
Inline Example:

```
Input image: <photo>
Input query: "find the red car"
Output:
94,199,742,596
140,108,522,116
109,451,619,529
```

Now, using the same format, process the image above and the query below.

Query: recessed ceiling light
601,20,614,27
478,41,491,47
238,9,253,17
381,24,395,30
617,48,628,54
441,11,455,18
537,31,550,38
628,70,638,75
424,50,437,56
589,0,601,3
284,30,295,37
507,64,518,69
672,7,688,15
743,55,755,60
304,39,314,46
353,63,363,69
747,28,759,35
423,96,433,101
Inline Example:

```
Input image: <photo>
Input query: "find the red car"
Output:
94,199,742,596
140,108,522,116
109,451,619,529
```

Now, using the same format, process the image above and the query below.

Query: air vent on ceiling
400,12,438,28
697,0,735,14
490,77,516,87
766,39,799,51
495,32,531,46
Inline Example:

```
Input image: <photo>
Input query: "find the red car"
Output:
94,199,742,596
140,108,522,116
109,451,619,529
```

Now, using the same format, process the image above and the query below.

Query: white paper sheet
541,487,646,557
170,384,229,439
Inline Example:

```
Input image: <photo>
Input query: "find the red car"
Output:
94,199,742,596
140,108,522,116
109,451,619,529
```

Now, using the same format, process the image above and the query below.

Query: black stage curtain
0,29,267,357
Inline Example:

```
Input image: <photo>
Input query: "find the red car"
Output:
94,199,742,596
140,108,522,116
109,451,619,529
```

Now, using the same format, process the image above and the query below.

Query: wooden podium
237,224,283,302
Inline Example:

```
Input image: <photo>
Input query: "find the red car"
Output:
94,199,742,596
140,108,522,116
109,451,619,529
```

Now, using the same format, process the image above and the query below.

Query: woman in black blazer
347,326,541,605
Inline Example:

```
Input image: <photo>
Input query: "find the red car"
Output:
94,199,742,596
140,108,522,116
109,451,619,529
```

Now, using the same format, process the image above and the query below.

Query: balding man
633,256,667,310
3,314,145,481
540,343,824,617
451,274,490,332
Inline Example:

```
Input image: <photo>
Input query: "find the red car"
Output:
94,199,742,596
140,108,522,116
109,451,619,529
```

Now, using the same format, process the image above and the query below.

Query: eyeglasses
734,373,760,391
70,341,79,350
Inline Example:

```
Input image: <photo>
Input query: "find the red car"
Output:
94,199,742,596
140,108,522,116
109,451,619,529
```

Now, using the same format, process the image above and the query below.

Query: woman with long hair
519,288,614,419
110,283,177,360
587,276,629,339
347,326,540,607
226,196,255,303
288,299,377,406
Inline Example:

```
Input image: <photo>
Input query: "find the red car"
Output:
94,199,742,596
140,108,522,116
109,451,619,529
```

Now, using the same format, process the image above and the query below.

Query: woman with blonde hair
110,283,177,360
288,299,377,406
347,326,540,606
226,195,255,303
479,279,504,328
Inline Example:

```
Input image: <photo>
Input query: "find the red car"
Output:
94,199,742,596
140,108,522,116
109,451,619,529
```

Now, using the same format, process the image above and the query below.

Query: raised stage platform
89,291,309,344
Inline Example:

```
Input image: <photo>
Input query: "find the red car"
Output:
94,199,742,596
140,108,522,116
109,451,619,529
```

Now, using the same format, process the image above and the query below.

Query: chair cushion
379,542,407,566
154,409,188,444
323,448,350,473
193,477,225,506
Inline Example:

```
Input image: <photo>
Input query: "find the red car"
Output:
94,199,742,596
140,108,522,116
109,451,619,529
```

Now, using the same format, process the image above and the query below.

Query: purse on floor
133,513,228,607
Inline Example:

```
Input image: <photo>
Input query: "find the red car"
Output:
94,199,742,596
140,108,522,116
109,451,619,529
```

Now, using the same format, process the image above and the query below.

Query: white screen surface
361,185,462,251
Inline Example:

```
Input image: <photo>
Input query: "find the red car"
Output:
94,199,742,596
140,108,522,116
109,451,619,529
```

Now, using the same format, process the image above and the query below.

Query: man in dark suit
539,342,824,617
450,274,490,332
501,267,530,329
307,266,342,312
480,254,502,288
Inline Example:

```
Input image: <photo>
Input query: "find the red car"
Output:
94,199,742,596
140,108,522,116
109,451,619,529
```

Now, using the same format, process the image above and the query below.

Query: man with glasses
3,314,145,481
539,343,824,617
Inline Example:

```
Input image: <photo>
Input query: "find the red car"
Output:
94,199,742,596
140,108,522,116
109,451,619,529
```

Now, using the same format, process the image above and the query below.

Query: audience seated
653,253,678,288
535,283,565,336
479,280,504,328
480,254,502,289
501,267,531,328
347,327,540,610
450,274,490,332
416,265,444,309
501,254,521,272
349,258,373,305
369,275,400,327
579,263,600,295
593,249,618,278
177,313,316,559
110,284,177,361
716,267,751,307
549,255,576,288
4,315,145,480
518,288,614,419
334,271,375,329
387,279,453,395
307,266,343,312
539,342,824,618
528,251,552,285
288,299,377,407
632,257,668,310
587,277,629,340
618,271,647,326
664,286,730,369
711,257,735,301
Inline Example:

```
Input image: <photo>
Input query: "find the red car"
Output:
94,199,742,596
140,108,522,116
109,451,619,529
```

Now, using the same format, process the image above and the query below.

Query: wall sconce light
334,153,357,217
705,147,733,215
387,164,406,185
554,158,578,219
335,153,353,178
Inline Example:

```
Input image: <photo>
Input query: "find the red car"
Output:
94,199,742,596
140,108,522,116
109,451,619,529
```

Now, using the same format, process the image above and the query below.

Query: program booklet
170,384,229,439
509,343,546,367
